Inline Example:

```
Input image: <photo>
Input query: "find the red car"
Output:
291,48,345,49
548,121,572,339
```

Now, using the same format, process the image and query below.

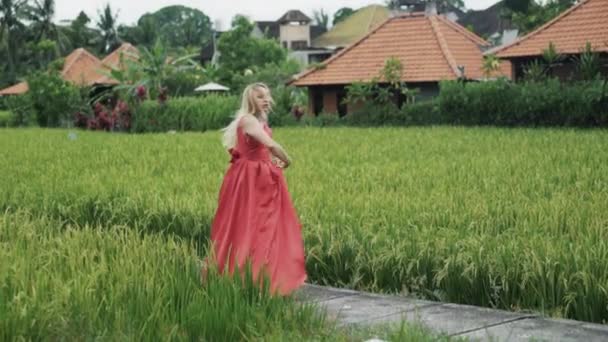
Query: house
490,0,608,81
0,43,140,96
389,0,466,22
95,43,140,85
289,12,511,116
457,1,518,47
200,10,328,67
311,2,467,63
252,10,328,66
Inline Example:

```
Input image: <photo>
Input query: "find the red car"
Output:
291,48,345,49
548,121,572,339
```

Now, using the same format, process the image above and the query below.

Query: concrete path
295,284,608,341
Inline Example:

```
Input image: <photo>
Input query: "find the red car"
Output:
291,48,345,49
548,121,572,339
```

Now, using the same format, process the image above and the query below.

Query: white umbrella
194,82,230,92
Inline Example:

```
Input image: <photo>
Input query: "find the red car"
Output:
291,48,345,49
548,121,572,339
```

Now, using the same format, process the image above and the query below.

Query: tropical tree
102,39,198,101
26,0,71,55
0,0,28,82
141,6,212,48
96,3,120,53
312,9,329,30
482,54,501,78
216,15,287,86
68,11,94,49
333,7,354,26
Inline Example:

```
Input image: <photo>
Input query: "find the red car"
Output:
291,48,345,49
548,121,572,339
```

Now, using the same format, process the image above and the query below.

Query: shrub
132,95,238,133
5,95,36,127
0,111,12,127
26,71,81,127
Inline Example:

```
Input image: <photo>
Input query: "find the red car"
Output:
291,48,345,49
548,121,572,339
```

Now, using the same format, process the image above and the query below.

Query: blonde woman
203,83,307,296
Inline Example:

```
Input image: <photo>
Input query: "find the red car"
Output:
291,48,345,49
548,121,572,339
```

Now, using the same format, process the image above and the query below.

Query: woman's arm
240,115,291,168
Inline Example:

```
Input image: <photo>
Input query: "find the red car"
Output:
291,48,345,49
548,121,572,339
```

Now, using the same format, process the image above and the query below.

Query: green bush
438,78,608,127
0,96,8,110
163,69,206,97
26,71,81,127
343,101,401,126
132,95,239,133
299,112,343,127
5,95,36,127
0,111,12,127
401,100,441,125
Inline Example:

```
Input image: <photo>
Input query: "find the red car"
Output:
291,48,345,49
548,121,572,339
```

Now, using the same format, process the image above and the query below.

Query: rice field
1,127,607,327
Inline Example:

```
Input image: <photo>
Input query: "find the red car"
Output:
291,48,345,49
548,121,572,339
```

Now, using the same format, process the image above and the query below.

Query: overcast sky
55,0,500,30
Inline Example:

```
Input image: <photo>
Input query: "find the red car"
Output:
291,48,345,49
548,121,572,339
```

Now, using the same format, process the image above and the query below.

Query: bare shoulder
240,115,262,130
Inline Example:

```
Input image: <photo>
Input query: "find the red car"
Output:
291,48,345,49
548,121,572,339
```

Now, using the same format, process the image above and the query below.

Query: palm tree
96,3,120,53
482,54,501,79
312,9,329,31
27,0,54,40
26,0,71,54
0,0,28,82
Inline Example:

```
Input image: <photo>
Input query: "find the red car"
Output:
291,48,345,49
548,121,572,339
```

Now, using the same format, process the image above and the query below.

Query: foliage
508,0,576,34
332,7,355,26
96,3,120,53
230,58,301,95
216,15,287,88
344,57,420,123
482,54,501,79
0,0,29,83
101,39,199,103
438,78,608,127
132,95,238,133
136,5,212,49
574,42,602,81
3,127,608,324
74,99,132,132
26,70,81,127
312,9,329,30
0,110,12,126
4,94,35,126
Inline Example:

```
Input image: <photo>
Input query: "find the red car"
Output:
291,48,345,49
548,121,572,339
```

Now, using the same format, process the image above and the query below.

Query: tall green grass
0,211,327,340
1,127,607,323
0,211,453,341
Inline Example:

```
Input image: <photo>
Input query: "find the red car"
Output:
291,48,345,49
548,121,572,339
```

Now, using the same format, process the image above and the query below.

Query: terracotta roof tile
0,44,141,94
494,0,608,58
291,13,506,86
0,81,28,96
96,43,140,85
60,48,104,86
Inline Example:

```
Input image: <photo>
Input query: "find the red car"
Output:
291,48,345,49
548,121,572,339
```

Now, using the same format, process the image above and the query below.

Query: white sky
55,0,500,30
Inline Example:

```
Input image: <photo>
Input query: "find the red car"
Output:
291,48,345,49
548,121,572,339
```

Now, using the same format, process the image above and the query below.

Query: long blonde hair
221,83,273,150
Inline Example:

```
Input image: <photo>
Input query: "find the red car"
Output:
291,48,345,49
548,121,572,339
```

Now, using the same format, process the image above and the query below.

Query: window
290,40,308,50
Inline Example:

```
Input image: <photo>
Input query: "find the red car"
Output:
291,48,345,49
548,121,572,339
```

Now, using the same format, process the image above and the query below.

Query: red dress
206,118,307,295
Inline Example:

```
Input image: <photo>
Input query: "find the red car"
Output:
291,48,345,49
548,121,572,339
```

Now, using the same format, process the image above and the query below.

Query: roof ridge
60,48,84,77
289,15,397,85
61,48,99,77
436,15,489,47
429,16,459,78
493,0,591,56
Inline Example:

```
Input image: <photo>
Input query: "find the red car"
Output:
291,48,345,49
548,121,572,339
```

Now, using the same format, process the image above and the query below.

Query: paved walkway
295,284,608,341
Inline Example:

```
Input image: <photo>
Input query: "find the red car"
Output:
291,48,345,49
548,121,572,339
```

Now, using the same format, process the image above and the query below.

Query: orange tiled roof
0,81,29,96
60,48,105,86
96,43,140,84
0,44,140,94
291,13,506,86
494,0,608,58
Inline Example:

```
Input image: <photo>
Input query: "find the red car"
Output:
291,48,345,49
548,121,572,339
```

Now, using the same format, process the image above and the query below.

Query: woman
203,83,307,296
